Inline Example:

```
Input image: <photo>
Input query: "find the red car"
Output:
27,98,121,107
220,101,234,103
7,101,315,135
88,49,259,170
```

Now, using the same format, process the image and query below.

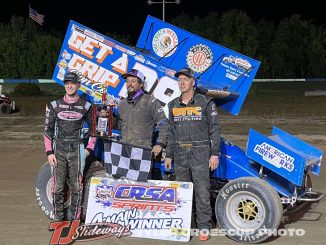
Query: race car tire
0,103,11,116
215,177,283,244
35,162,71,220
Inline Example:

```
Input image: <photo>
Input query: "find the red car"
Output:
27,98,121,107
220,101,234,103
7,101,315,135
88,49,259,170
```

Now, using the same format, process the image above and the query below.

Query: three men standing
44,67,221,241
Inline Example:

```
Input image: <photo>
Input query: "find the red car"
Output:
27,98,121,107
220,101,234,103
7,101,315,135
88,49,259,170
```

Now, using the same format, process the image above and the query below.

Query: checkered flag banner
104,141,152,182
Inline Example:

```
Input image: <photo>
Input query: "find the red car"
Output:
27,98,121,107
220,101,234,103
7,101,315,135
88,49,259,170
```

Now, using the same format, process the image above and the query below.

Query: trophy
91,84,115,138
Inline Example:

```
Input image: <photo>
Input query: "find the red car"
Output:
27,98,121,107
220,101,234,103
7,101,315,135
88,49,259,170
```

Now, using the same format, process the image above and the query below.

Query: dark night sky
2,0,325,42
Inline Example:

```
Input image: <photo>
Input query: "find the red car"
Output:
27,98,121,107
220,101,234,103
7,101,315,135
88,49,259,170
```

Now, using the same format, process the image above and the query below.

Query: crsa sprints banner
52,20,180,107
85,177,193,242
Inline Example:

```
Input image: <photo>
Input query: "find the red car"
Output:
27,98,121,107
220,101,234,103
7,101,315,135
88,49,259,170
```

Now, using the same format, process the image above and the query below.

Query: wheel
0,103,11,116
215,177,283,243
35,162,71,220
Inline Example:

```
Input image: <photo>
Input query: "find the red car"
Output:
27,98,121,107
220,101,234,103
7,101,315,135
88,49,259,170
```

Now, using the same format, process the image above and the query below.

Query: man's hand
151,145,163,157
209,155,219,170
164,157,172,170
85,149,90,158
48,154,57,167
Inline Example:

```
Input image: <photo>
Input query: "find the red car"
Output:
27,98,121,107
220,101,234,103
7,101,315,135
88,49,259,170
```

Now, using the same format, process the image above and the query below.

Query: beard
127,90,136,99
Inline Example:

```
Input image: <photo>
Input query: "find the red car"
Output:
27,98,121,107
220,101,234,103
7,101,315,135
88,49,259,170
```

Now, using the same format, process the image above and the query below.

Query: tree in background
306,25,326,78
171,12,325,78
0,16,61,79
0,12,325,79
255,20,275,78
270,15,312,78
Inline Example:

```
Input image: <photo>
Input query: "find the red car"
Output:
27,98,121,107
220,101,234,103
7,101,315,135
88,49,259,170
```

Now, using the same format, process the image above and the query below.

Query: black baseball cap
63,72,81,83
175,68,195,79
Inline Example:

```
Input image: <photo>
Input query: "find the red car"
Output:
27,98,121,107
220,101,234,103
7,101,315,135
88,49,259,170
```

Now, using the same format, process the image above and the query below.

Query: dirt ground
0,94,326,245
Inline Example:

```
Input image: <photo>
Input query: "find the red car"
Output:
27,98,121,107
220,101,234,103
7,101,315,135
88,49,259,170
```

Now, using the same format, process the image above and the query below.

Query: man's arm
85,103,96,156
165,102,177,158
150,98,168,148
164,102,176,170
206,100,221,155
44,103,56,156
44,103,57,166
206,100,221,170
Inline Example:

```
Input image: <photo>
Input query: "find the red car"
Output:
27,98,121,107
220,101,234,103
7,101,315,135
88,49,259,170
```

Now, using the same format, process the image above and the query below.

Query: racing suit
165,92,220,229
118,92,168,149
44,95,95,220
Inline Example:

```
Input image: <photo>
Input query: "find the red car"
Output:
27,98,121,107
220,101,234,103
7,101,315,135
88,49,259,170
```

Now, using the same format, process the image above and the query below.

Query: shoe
198,233,211,241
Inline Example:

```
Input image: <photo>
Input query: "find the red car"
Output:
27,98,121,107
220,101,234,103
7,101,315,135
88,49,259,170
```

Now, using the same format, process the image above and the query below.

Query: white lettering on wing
253,142,294,172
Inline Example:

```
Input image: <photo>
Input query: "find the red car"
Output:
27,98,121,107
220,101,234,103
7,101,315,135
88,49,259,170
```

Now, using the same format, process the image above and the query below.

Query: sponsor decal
172,106,202,121
57,59,68,69
57,70,65,80
103,39,116,48
254,142,294,171
186,44,213,73
152,28,178,57
165,69,176,77
127,50,136,56
211,103,218,116
57,111,83,121
158,107,165,113
146,60,157,68
135,55,145,63
59,104,69,109
222,55,252,71
94,184,177,212
72,24,84,34
221,55,252,80
48,220,131,245
225,72,238,80
96,184,115,207
115,45,127,53
84,29,104,42
61,50,72,60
